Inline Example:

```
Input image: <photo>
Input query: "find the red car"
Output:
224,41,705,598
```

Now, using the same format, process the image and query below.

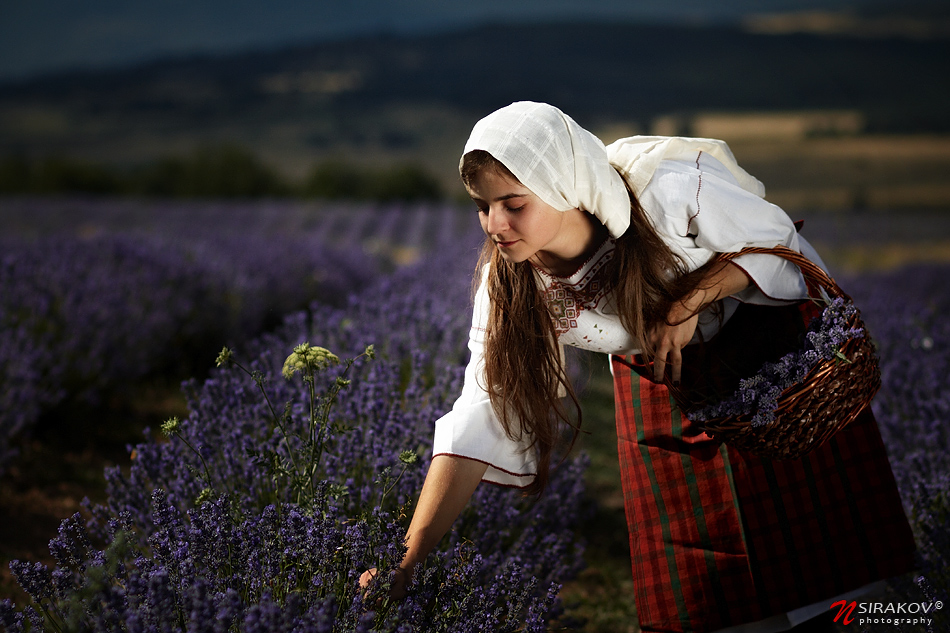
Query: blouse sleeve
639,152,821,305
431,266,538,488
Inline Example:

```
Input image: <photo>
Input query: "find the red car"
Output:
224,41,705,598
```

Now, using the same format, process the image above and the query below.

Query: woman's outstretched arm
360,454,489,597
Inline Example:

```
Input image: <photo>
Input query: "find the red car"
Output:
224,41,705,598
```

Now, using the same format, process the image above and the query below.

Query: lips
495,239,518,248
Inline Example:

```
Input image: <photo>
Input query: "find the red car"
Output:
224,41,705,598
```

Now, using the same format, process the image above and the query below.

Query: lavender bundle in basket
690,298,866,427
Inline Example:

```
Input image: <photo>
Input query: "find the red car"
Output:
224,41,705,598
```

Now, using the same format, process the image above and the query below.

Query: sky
0,0,892,82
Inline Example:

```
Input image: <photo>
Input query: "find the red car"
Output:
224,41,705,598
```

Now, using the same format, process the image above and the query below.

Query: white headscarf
461,101,632,238
461,101,766,239
606,135,766,200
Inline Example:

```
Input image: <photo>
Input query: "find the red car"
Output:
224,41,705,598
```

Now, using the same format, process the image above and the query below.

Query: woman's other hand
358,455,488,601
359,566,411,600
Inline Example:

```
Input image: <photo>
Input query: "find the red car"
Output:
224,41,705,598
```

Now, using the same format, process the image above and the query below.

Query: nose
485,206,510,236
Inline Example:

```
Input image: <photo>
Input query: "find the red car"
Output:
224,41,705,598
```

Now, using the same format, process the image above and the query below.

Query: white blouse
432,151,826,487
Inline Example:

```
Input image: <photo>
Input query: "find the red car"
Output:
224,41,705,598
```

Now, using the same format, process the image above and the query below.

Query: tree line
0,145,445,201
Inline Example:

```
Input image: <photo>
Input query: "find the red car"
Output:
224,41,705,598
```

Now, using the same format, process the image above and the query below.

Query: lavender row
0,230,379,474
3,239,587,631
0,197,473,258
842,263,950,625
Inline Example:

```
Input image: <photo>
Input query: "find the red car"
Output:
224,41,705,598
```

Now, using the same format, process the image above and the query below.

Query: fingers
650,325,668,382
359,568,378,589
652,345,683,384
359,567,409,600
669,346,682,384
652,349,666,382
651,312,698,384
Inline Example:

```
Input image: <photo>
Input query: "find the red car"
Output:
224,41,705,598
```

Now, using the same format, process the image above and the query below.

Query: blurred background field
1,1,949,631
2,12,949,210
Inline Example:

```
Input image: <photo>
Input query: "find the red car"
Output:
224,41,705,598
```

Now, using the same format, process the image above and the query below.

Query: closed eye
473,200,525,214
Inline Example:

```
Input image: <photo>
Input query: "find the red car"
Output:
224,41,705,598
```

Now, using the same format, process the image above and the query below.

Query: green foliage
372,163,443,202
0,149,444,201
303,160,366,199
304,159,443,202
0,155,123,195
130,145,291,198
209,343,378,510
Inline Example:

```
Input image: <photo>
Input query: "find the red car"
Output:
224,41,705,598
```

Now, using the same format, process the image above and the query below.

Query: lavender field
843,263,950,629
0,197,475,475
0,198,948,631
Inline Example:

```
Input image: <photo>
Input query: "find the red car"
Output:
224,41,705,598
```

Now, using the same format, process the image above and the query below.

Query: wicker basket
673,245,881,460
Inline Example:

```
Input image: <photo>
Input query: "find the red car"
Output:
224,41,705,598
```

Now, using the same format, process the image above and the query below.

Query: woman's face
466,168,572,269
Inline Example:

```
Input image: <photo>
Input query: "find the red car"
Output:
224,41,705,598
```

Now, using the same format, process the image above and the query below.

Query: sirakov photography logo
830,599,945,628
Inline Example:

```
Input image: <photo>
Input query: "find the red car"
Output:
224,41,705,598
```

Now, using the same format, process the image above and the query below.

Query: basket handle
715,245,846,300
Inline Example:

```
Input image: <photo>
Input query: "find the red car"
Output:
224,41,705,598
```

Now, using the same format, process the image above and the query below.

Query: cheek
478,213,489,234
531,210,561,242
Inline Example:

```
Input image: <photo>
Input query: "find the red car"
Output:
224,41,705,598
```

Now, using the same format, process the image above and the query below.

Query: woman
361,102,915,632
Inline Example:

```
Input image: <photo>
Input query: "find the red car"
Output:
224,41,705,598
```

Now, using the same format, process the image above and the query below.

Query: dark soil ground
0,382,188,605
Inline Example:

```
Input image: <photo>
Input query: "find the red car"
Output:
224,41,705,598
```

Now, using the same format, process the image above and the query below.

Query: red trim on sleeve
684,150,704,237
431,452,535,489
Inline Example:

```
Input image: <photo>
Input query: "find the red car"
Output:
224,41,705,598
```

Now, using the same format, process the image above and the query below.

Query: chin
495,249,529,265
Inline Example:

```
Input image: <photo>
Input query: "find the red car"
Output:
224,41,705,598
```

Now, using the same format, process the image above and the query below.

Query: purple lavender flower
0,202,382,476
4,206,585,630
0,599,27,633
690,297,867,427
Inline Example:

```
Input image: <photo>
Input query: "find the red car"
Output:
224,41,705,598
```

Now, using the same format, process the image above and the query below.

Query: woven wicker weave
675,245,881,460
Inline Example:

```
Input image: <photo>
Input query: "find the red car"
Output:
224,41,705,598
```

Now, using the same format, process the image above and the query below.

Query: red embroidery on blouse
684,150,703,237
542,246,614,336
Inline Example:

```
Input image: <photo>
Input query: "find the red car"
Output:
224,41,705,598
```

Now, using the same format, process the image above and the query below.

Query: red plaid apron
611,352,916,633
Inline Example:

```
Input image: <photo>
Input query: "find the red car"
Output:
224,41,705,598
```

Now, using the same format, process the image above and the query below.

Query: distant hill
3,0,948,80
1,20,947,188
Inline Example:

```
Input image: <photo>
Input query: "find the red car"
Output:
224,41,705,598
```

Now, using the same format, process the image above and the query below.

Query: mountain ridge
2,0,947,80
1,20,947,189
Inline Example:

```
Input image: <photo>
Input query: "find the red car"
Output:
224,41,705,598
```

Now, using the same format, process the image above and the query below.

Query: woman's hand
650,261,752,384
650,302,700,384
359,566,411,600
358,455,488,601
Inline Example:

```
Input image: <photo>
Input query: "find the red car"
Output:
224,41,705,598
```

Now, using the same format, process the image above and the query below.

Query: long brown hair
462,150,715,495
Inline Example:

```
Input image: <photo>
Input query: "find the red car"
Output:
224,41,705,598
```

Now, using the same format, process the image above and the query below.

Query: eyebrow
469,192,527,203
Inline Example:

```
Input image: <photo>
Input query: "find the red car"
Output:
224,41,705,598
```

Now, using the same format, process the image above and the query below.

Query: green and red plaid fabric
611,355,916,633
